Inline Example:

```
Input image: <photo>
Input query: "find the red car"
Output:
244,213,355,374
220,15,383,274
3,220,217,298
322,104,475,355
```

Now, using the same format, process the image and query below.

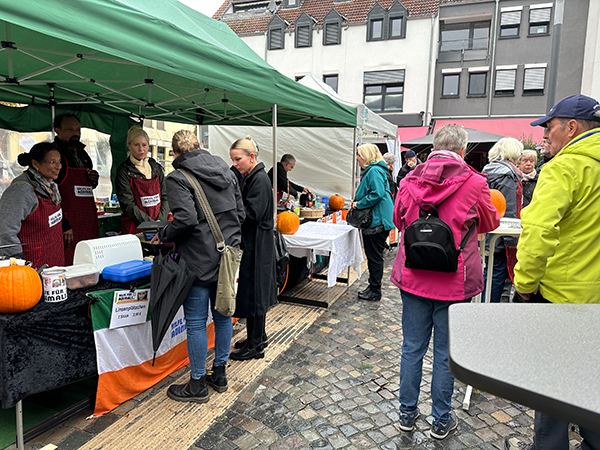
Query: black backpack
403,203,476,273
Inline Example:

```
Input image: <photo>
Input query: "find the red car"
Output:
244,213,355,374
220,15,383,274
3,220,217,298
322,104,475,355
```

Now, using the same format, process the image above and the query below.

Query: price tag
109,289,150,329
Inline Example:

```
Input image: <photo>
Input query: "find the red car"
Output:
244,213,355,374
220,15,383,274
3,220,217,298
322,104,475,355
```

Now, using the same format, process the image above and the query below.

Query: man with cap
396,150,419,186
504,95,600,450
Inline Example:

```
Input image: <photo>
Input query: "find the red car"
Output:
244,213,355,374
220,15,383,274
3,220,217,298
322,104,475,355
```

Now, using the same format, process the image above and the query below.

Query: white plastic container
73,235,143,270
64,264,101,290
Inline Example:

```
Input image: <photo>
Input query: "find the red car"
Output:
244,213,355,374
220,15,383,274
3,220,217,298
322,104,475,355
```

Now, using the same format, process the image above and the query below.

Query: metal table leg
16,400,24,448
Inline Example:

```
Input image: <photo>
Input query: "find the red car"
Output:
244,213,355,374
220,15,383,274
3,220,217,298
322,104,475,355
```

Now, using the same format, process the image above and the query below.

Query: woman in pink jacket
392,125,500,440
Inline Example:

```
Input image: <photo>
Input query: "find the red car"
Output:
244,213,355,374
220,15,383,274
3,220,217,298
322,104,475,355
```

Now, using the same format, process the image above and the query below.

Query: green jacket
355,161,394,230
514,129,600,303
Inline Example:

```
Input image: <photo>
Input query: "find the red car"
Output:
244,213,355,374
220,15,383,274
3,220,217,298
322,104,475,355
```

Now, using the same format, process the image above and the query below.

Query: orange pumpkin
328,194,345,211
490,189,506,219
277,211,300,235
0,258,42,313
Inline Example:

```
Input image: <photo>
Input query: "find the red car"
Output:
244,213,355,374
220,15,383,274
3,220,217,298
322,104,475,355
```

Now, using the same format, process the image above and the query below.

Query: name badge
48,209,63,228
74,185,94,197
140,194,160,208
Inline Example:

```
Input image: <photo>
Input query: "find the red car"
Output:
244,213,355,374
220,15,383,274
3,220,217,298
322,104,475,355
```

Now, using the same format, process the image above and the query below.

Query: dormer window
367,1,407,42
268,15,287,50
295,12,313,48
323,9,343,46
232,0,271,13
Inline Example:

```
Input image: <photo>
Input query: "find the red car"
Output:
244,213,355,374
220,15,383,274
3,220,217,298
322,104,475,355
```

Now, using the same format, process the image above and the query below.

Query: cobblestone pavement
189,249,545,450
22,249,586,450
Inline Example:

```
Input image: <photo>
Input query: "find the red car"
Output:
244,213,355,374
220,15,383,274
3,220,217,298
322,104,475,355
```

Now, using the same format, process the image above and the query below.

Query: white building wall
581,0,600,100
236,15,437,119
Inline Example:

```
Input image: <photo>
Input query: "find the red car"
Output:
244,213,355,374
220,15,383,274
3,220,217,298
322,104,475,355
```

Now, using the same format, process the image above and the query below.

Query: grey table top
448,303,600,431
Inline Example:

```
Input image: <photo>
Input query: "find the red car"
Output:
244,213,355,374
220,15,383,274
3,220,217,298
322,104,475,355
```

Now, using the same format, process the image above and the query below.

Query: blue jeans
533,412,600,450
183,284,232,379
482,252,509,303
399,290,468,422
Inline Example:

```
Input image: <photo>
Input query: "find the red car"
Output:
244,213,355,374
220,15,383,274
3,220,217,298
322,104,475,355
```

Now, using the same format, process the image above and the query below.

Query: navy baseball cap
531,94,600,127
405,150,416,158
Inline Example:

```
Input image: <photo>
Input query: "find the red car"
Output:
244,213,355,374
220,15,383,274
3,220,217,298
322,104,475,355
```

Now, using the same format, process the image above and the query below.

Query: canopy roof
0,0,357,128
401,127,506,154
298,75,398,138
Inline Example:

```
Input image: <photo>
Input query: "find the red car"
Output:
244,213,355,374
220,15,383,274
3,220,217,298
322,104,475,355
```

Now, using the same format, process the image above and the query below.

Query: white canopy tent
208,75,398,201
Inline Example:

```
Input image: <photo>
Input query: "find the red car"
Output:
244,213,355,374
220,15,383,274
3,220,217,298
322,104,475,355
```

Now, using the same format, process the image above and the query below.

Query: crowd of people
1,93,599,448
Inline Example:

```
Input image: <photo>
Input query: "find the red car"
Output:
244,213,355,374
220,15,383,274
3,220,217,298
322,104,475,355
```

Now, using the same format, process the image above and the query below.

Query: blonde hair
488,137,523,163
172,129,200,154
127,126,149,145
357,144,383,166
230,135,258,157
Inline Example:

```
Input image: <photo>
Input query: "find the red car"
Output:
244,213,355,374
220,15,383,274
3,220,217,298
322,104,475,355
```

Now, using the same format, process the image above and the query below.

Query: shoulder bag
178,168,242,316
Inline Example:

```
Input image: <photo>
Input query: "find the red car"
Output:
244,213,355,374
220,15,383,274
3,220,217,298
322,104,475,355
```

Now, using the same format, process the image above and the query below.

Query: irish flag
89,288,211,416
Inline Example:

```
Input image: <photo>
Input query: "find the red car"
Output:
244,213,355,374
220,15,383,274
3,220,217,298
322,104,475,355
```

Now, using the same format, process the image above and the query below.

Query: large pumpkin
490,189,506,219
0,258,43,313
328,194,345,211
277,211,300,235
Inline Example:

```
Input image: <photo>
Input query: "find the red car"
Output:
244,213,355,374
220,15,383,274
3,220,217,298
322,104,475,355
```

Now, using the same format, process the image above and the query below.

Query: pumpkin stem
9,258,16,266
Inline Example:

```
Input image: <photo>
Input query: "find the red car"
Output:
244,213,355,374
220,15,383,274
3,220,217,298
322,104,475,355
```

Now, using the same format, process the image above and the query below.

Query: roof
214,0,439,34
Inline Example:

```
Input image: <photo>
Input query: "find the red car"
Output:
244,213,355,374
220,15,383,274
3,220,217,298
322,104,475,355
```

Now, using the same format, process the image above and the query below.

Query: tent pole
272,104,278,224
351,128,358,199
50,85,56,137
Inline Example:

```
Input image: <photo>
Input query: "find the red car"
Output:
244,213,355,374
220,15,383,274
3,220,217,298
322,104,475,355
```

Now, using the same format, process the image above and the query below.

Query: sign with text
109,289,150,329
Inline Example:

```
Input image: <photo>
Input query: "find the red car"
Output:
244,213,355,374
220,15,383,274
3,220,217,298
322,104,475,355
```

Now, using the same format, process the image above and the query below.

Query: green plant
331,311,339,316
520,133,539,150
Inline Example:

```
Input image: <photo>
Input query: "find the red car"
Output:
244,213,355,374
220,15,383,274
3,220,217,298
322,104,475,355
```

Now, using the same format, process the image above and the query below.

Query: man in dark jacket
267,154,309,202
53,114,100,264
396,150,420,186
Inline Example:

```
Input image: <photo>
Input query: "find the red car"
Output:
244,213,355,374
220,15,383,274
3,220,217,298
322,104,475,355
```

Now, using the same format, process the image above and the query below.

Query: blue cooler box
102,260,152,282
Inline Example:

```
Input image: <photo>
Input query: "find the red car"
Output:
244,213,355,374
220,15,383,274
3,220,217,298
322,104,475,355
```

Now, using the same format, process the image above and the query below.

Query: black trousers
362,229,389,294
246,315,267,349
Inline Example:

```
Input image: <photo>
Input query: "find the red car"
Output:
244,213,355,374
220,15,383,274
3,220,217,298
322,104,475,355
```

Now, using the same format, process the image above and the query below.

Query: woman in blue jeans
391,125,500,439
158,130,245,403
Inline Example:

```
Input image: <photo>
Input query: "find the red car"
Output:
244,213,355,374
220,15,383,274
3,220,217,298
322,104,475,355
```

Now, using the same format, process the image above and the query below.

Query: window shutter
530,8,551,23
501,11,521,25
325,22,339,44
364,70,405,85
495,70,516,90
270,28,283,49
524,68,545,90
297,25,310,46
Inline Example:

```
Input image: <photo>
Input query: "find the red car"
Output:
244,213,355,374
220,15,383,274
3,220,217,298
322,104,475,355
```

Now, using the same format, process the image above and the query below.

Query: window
296,24,311,47
233,1,269,13
295,75,305,81
288,0,296,6
323,74,338,93
363,70,404,112
442,73,460,98
500,9,522,38
156,120,165,130
468,71,487,97
369,18,384,40
143,119,152,128
268,16,287,50
495,68,517,96
323,9,342,45
440,21,491,52
529,5,552,35
389,16,404,39
523,66,546,95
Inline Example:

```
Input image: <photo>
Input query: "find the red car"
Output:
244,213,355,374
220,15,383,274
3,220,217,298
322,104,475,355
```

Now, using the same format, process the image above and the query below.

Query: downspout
547,0,564,109
424,14,436,127
487,0,500,117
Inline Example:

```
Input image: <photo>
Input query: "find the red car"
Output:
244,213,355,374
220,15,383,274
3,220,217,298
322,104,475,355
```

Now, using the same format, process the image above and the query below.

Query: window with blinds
324,21,341,45
529,7,551,35
500,10,521,38
363,70,404,112
523,67,545,95
269,27,284,50
495,69,517,96
295,24,311,47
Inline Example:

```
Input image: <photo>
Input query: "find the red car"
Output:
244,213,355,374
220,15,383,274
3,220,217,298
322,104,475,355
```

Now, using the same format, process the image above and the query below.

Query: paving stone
57,431,94,450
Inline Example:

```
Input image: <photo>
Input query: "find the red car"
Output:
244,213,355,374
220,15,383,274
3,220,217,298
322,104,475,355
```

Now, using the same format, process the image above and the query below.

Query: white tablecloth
282,222,363,287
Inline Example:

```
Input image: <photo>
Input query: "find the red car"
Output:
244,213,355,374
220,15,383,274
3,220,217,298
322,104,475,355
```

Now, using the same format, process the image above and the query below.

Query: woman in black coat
229,136,278,361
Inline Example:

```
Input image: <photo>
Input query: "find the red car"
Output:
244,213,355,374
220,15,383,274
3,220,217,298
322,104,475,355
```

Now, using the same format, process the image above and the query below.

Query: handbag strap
177,168,226,252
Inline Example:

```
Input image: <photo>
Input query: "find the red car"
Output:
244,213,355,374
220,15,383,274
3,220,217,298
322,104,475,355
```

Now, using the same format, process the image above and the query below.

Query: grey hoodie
159,149,245,286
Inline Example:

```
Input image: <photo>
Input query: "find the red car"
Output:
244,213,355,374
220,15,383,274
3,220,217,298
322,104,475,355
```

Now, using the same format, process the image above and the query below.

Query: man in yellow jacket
505,95,600,450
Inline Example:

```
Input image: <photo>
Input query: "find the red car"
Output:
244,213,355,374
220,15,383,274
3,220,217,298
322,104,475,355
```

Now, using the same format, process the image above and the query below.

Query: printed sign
140,194,160,208
48,209,63,228
109,289,150,329
74,185,94,197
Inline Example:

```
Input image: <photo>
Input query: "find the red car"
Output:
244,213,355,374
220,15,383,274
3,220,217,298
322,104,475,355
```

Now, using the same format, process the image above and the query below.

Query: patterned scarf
28,168,62,205
521,169,537,181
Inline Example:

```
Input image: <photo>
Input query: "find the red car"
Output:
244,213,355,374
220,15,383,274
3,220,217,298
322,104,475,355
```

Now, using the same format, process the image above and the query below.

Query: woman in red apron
0,142,69,269
115,127,169,234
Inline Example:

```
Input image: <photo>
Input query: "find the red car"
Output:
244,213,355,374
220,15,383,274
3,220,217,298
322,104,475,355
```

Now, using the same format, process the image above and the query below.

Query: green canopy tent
0,0,357,181
0,1,358,446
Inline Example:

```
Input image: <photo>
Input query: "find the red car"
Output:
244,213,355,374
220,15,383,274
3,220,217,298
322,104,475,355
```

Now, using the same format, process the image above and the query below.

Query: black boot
234,337,269,349
358,285,371,297
206,364,228,393
167,375,209,403
229,345,265,360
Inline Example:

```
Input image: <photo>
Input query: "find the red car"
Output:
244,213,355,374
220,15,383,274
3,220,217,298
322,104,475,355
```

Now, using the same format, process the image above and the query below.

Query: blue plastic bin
102,260,153,282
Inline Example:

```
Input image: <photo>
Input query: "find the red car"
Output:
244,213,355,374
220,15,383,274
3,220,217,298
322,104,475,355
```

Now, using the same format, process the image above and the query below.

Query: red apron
121,175,162,234
17,195,65,269
59,163,101,265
